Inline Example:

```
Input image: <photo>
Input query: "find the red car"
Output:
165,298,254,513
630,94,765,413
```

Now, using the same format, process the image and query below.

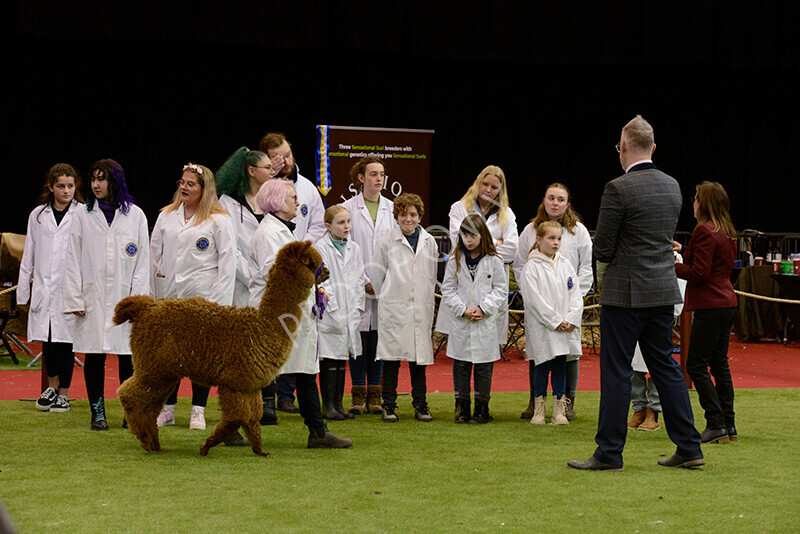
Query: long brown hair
531,182,582,234
693,181,737,240
36,163,83,222
452,214,498,274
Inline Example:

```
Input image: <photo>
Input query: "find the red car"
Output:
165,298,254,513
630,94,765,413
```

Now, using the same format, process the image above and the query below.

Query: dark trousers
83,353,133,405
283,372,324,431
165,380,210,407
276,374,297,404
453,360,494,402
594,305,701,465
381,360,427,409
533,356,566,398
349,330,383,386
686,307,737,429
42,339,75,389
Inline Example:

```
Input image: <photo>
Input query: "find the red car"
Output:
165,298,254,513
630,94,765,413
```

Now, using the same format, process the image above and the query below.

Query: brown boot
520,391,536,419
366,385,383,414
348,385,367,415
627,408,646,429
565,395,576,421
637,408,660,431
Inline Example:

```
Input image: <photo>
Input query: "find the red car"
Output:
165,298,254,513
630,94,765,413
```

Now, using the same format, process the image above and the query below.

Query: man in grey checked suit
568,115,703,471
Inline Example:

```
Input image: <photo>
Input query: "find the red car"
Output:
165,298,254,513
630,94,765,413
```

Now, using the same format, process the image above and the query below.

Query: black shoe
223,431,249,446
658,453,705,468
91,418,109,431
122,417,128,429
727,426,738,442
307,425,353,448
414,404,433,422
382,405,398,423
50,395,70,413
469,401,492,424
260,399,278,426
567,456,624,471
455,400,471,424
700,427,730,444
36,387,58,411
277,400,300,413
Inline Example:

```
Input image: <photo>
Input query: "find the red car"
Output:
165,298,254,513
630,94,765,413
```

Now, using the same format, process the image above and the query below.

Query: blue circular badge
300,204,309,217
196,237,210,251
567,276,574,290
125,242,138,257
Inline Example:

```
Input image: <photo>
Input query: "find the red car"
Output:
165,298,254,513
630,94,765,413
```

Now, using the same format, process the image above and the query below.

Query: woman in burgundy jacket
675,181,738,445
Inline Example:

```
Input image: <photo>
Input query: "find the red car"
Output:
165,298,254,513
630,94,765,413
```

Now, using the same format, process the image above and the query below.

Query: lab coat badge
196,237,210,251
567,276,573,290
125,242,138,257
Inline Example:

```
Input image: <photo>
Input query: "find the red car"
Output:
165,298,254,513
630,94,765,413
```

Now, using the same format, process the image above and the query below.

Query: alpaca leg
239,390,268,457
201,389,267,457
118,376,177,453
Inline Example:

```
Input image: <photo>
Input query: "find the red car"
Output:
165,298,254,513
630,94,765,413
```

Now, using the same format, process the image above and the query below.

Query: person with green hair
216,146,278,425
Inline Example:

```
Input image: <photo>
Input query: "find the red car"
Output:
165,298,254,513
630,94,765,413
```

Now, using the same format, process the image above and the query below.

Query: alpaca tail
113,295,156,325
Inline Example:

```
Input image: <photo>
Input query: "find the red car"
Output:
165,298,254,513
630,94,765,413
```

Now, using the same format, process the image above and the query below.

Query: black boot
307,423,353,448
470,400,492,424
90,397,108,431
320,361,344,420
455,397,471,424
334,363,354,419
259,394,277,426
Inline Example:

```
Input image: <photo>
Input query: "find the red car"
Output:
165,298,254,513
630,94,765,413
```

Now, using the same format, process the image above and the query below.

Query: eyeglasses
614,142,621,153
183,163,204,175
177,180,200,188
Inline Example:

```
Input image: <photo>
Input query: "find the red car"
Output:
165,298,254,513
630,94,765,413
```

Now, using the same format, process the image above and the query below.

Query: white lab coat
340,193,397,331
17,201,79,343
438,200,519,343
514,221,593,296
248,213,318,375
520,250,583,365
219,194,261,308
441,252,507,364
292,169,326,243
150,205,236,306
371,226,437,365
314,234,366,360
62,202,150,354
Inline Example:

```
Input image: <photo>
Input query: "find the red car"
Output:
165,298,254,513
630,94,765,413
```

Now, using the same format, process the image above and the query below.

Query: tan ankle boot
638,408,660,431
348,385,367,415
520,391,536,419
627,408,646,429
366,385,383,414
530,396,546,425
551,396,569,425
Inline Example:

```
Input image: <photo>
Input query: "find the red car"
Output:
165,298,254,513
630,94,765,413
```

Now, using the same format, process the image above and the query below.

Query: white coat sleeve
354,245,367,313
495,211,519,264
304,189,327,243
564,264,584,328
248,231,284,307
149,212,165,297
130,210,151,296
513,223,534,284
370,237,390,299
16,211,36,305
62,211,85,313
479,257,508,317
575,224,594,296
441,258,466,319
448,202,466,250
209,215,237,306
520,266,562,330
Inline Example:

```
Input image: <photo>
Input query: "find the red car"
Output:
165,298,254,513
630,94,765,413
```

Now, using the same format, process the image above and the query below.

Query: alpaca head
273,241,329,288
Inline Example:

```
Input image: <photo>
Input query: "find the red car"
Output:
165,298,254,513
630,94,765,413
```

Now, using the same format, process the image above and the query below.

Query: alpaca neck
259,279,313,338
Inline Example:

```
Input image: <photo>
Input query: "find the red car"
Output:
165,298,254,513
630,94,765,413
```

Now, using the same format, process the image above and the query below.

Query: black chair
0,279,20,364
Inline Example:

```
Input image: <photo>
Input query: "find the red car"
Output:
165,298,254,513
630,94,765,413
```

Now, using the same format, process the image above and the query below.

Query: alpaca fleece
114,241,328,456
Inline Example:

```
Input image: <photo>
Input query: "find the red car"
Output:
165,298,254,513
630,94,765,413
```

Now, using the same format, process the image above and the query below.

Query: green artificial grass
0,350,39,371
1,389,799,533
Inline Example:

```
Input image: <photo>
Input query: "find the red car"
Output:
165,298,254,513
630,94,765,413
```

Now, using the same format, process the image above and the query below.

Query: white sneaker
156,407,175,427
189,407,206,430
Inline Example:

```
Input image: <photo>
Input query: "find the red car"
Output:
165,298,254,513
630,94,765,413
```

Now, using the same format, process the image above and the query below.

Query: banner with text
315,125,434,224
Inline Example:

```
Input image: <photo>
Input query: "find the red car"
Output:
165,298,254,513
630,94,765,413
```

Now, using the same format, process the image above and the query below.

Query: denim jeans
533,356,566,398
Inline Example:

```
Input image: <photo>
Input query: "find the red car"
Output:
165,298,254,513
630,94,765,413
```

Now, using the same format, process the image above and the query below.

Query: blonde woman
151,163,237,432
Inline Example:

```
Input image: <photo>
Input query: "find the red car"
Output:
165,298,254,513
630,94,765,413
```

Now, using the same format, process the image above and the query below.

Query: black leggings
83,353,133,405
165,380,210,407
42,341,75,389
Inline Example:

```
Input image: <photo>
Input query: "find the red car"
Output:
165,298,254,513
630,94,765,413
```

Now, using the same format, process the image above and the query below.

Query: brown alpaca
113,241,329,456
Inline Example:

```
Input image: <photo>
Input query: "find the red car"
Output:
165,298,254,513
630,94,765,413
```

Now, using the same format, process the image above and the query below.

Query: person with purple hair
63,159,150,431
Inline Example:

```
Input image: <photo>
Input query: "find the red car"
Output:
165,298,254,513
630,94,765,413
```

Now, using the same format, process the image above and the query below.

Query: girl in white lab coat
340,157,397,415
514,182,592,421
371,193,438,423
215,146,279,425
520,221,582,426
248,179,351,448
63,159,150,431
151,163,237,431
441,214,507,424
315,205,365,421
18,163,83,413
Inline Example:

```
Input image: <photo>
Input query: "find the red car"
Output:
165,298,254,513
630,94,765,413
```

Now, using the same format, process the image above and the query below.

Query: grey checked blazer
593,162,683,308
